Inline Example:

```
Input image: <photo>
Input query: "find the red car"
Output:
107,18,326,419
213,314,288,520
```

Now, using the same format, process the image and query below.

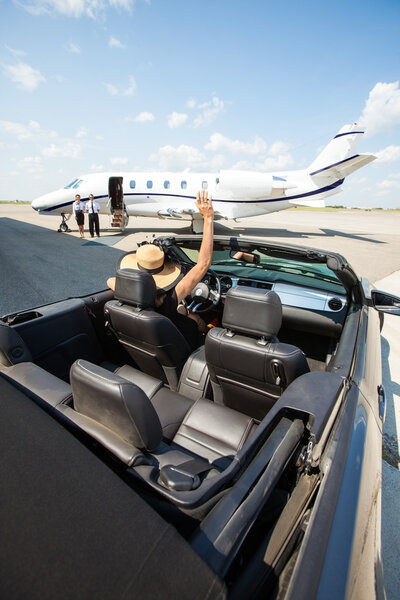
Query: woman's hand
196,190,214,222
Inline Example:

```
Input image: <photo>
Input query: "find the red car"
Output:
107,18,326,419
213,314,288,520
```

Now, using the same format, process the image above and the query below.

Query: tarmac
1,203,400,598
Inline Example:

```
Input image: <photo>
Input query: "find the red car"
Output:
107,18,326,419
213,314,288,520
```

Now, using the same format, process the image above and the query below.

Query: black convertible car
1,234,399,599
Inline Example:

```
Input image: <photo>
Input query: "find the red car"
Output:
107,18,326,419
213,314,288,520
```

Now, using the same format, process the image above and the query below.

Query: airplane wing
310,153,376,183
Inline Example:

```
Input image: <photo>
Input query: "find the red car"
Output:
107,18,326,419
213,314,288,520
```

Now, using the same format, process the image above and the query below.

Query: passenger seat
205,287,310,420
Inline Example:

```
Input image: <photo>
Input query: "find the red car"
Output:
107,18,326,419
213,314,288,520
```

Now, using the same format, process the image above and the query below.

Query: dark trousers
88,213,100,236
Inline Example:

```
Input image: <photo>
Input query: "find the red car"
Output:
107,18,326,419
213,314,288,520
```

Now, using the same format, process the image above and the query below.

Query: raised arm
174,190,214,304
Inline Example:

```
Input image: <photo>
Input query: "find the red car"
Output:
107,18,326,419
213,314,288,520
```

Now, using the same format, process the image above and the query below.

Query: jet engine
216,170,274,199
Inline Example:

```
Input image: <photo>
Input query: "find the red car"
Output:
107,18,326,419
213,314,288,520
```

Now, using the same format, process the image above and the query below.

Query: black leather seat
63,359,256,503
205,287,310,420
105,269,193,391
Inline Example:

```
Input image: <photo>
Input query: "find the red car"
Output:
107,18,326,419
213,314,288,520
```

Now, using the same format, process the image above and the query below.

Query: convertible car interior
0,234,391,598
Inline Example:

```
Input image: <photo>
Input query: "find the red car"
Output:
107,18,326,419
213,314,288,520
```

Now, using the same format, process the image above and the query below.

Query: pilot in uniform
85,194,101,237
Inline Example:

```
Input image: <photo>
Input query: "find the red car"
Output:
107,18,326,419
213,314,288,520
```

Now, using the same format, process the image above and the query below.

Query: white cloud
268,140,290,155
257,154,294,170
167,112,188,129
65,42,81,54
5,45,26,57
205,133,267,155
375,145,400,165
109,36,126,48
16,0,136,19
377,179,400,189
103,82,118,95
131,111,155,122
0,119,41,140
232,152,294,172
124,75,136,96
103,76,136,96
75,126,88,138
16,156,43,172
359,81,400,137
109,0,135,12
110,157,129,165
193,96,225,128
90,163,105,171
3,61,46,92
42,142,82,159
186,98,196,109
149,144,207,170
376,176,400,196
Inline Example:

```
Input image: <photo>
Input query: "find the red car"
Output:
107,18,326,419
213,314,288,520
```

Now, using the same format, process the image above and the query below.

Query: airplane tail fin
308,123,376,181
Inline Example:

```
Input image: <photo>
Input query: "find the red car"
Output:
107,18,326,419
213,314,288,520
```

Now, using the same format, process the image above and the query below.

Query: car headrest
114,269,157,308
222,287,282,339
70,359,162,452
0,322,33,366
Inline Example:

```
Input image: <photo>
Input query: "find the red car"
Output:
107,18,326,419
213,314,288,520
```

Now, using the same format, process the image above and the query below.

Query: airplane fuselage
32,169,341,221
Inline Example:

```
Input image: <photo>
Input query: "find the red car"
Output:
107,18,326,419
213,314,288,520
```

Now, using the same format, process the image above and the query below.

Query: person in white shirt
85,194,101,238
72,194,85,238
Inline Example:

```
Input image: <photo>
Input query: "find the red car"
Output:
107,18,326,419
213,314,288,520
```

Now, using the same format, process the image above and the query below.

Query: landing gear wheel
183,269,221,314
58,213,72,233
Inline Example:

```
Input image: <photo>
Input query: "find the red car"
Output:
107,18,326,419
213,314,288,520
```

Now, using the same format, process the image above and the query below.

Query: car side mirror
371,289,400,316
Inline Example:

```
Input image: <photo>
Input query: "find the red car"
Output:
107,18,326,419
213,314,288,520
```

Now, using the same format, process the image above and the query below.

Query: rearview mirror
229,250,260,264
371,290,400,316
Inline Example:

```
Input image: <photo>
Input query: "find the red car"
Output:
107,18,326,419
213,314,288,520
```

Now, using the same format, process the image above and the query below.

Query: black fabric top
0,375,225,600
157,288,201,352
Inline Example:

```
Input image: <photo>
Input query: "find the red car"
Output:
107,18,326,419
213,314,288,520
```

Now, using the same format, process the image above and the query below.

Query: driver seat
105,269,194,390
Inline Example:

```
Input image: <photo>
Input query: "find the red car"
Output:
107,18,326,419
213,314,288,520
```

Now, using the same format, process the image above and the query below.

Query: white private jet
32,123,376,233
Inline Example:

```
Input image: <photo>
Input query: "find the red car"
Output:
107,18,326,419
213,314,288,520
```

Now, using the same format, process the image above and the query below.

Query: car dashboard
218,274,347,314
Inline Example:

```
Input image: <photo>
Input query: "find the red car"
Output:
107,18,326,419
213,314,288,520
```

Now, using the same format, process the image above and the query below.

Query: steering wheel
183,269,221,314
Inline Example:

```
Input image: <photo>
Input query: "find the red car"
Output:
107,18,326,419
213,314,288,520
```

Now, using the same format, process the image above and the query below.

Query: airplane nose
31,189,73,213
32,196,41,211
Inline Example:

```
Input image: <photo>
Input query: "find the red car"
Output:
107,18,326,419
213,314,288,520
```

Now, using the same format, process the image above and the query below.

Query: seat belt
159,458,215,492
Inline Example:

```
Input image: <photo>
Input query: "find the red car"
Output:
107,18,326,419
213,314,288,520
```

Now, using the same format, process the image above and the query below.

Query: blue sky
1,0,400,207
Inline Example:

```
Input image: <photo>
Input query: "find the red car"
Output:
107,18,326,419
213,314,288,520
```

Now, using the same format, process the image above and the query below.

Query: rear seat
61,360,257,502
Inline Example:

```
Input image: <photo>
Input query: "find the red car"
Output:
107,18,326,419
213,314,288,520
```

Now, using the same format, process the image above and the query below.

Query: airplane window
147,180,153,189
130,180,136,189
181,181,187,189
164,181,170,189
202,181,208,190
72,179,83,189
64,178,79,189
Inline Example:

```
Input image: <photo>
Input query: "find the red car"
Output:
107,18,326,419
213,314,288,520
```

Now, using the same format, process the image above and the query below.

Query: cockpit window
72,179,83,189
64,178,79,189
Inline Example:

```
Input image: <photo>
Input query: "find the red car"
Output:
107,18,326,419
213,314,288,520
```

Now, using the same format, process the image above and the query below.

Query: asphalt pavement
1,204,400,597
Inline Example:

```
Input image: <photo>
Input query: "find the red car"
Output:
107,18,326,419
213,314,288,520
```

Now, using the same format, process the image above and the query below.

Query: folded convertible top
0,374,226,600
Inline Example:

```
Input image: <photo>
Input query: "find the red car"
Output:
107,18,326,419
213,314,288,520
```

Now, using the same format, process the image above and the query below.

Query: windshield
175,245,346,294
64,178,79,189
64,178,83,189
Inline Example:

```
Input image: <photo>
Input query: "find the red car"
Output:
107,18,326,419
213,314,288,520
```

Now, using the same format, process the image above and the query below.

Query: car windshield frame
171,237,347,295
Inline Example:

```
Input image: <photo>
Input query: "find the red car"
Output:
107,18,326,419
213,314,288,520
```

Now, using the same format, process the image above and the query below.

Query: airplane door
108,177,123,212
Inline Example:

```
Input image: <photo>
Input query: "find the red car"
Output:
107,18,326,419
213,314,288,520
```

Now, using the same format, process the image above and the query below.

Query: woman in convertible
107,190,214,350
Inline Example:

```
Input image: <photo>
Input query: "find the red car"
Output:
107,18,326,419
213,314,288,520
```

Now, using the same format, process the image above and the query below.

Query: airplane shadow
222,225,385,245
119,222,386,245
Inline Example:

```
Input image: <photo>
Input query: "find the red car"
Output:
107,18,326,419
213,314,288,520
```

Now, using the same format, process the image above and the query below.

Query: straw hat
119,244,182,292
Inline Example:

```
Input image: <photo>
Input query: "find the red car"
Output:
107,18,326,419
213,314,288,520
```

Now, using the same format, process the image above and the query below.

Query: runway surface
1,203,400,598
